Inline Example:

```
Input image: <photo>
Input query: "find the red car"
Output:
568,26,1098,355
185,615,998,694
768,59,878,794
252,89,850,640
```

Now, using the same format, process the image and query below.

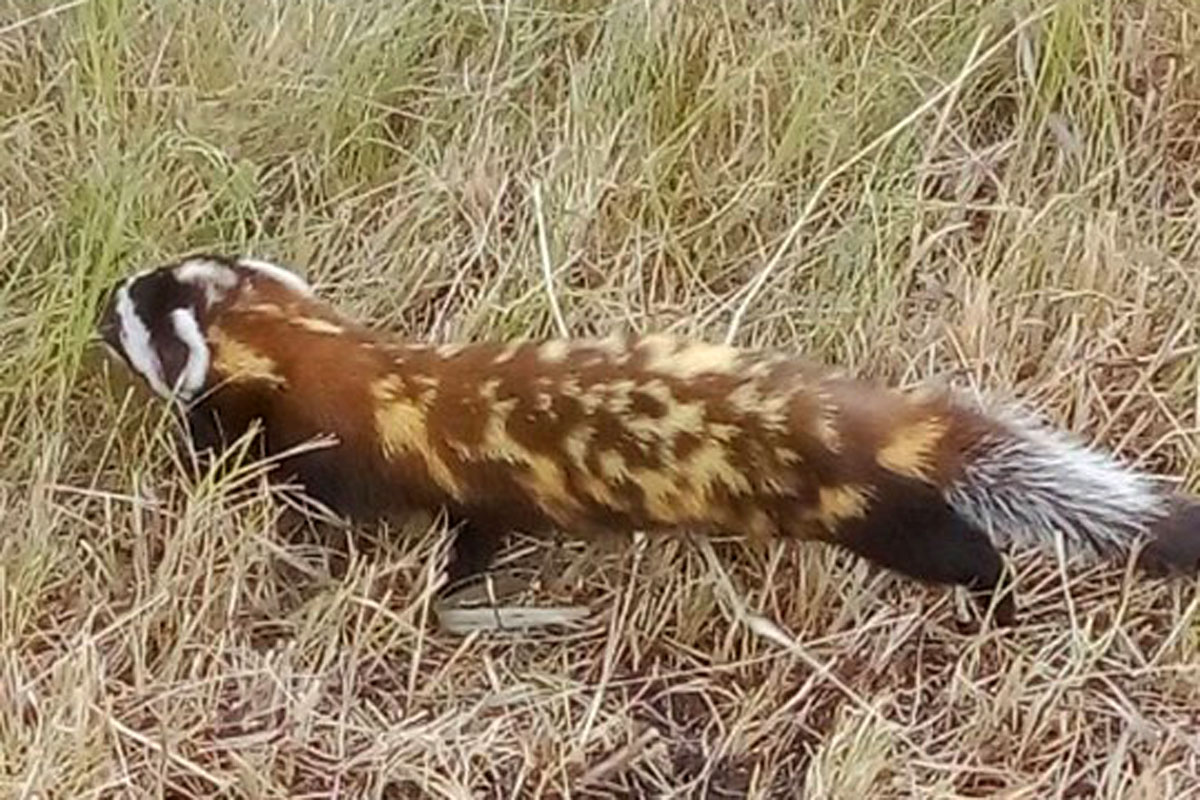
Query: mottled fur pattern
96,254,1200,624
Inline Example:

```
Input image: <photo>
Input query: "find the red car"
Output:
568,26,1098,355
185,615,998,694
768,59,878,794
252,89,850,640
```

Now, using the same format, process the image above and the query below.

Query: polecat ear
233,256,313,297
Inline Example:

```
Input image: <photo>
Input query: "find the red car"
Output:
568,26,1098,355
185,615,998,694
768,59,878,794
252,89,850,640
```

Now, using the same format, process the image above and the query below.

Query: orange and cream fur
97,255,1200,624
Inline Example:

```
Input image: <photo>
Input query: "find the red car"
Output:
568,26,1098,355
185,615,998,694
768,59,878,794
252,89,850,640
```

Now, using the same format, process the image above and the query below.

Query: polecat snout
96,254,1200,625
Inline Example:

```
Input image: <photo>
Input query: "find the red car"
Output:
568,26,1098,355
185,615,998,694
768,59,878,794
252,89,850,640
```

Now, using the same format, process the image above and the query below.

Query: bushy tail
942,398,1198,571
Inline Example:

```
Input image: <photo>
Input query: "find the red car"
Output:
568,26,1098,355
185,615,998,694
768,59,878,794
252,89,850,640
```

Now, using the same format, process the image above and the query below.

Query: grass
2,0,1200,796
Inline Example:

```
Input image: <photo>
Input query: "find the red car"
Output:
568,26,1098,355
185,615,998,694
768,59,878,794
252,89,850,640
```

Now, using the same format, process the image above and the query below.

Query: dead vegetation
1,0,1198,796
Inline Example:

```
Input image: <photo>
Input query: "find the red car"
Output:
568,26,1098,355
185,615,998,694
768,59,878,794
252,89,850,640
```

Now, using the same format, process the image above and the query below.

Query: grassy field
3,0,1200,796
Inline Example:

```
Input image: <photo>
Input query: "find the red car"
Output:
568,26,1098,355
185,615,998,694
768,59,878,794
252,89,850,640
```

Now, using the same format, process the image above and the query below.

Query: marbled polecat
96,255,1200,624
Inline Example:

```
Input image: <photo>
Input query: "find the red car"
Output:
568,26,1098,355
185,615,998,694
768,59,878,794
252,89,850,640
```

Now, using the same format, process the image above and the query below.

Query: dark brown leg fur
837,477,1016,625
444,518,507,592
1139,493,1200,577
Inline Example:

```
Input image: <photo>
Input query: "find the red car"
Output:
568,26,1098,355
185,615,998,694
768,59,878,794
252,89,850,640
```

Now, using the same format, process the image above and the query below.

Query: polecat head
97,254,313,402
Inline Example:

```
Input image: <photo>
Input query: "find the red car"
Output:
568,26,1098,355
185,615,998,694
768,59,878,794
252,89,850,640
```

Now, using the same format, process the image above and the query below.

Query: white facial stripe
236,257,312,296
174,259,239,305
114,283,172,399
169,307,211,400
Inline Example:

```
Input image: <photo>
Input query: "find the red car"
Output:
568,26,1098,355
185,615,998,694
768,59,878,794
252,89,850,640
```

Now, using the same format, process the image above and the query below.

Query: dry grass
3,0,1200,796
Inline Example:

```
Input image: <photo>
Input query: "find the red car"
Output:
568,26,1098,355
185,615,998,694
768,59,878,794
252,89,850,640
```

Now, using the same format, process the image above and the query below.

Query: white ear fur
236,257,313,296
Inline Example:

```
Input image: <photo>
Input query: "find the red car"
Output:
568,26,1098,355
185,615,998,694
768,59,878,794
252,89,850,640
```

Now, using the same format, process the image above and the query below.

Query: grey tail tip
1139,493,1200,576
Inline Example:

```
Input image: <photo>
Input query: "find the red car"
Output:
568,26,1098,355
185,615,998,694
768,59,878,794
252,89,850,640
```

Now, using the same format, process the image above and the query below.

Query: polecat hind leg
444,517,507,592
837,478,1016,625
